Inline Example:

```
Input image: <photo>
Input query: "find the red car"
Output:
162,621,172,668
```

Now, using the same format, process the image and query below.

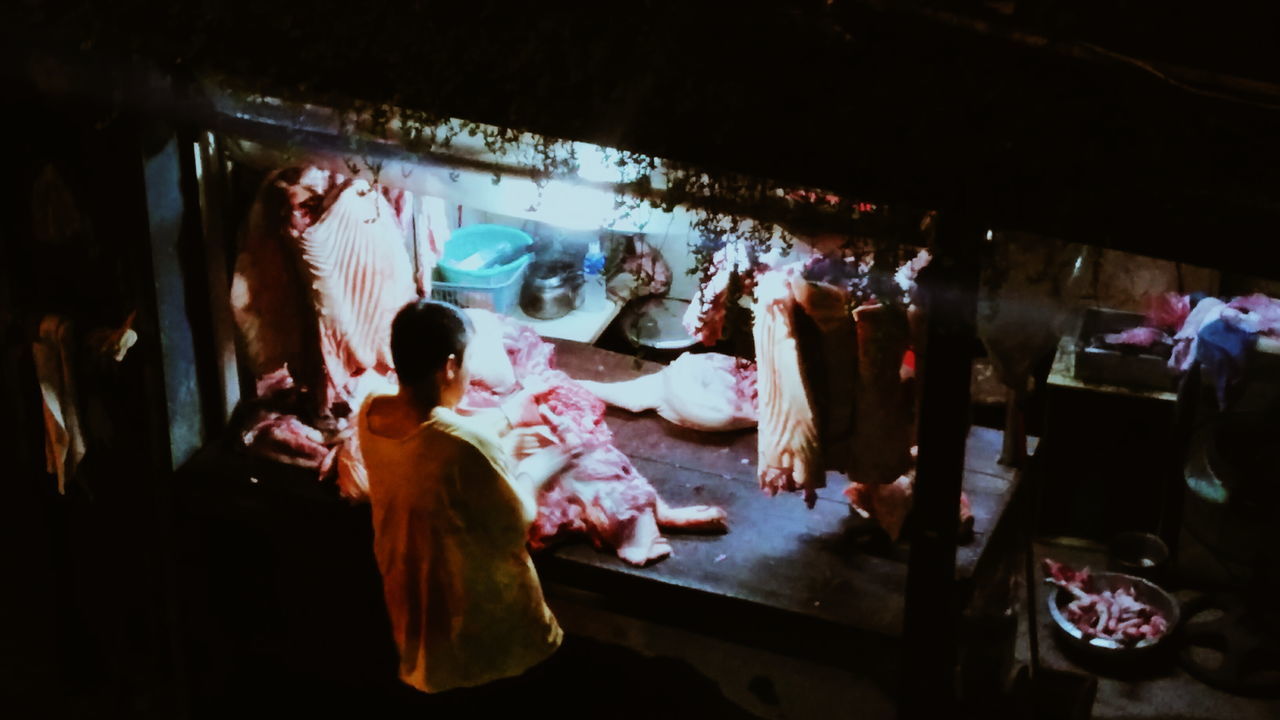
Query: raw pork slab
461,315,728,565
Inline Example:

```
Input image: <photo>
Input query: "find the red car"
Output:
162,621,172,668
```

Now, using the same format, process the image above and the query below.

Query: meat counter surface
540,338,1032,643
173,337,1030,672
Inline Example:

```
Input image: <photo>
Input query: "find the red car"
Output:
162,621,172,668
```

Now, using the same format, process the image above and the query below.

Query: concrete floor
545,532,1280,720
545,583,896,720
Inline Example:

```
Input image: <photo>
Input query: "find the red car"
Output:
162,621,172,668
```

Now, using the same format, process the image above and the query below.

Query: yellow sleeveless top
358,398,563,693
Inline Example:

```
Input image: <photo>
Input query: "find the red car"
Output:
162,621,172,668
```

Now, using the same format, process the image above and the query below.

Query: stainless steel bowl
623,297,697,350
1048,571,1180,659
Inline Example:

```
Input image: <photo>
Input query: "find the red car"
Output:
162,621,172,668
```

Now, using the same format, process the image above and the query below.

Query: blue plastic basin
439,224,534,287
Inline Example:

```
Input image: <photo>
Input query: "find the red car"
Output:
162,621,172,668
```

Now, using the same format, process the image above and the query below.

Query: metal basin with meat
1048,571,1180,660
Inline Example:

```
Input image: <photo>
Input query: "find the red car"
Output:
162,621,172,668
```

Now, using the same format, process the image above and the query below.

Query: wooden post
140,123,209,468
194,131,241,425
900,214,982,718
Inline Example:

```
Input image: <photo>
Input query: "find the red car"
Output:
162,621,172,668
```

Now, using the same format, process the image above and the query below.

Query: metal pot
520,260,584,320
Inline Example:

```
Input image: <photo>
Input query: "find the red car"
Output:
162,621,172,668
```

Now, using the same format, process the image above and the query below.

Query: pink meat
255,365,297,397
1102,326,1170,347
242,412,330,469
231,168,334,396
1144,292,1191,332
1042,558,1169,645
298,179,417,411
462,315,728,565
1043,557,1091,587
1228,293,1280,335
233,167,416,417
576,352,758,432
844,447,975,542
753,269,822,507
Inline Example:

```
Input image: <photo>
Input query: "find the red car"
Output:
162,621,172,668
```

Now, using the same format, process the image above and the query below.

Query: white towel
32,315,85,494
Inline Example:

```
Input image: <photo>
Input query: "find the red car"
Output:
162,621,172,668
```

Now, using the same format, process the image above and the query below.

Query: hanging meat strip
231,167,334,391
753,269,823,507
296,178,417,412
848,301,914,487
791,276,858,471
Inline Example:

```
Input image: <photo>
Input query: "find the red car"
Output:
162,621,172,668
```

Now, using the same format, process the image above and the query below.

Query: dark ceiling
6,0,1280,273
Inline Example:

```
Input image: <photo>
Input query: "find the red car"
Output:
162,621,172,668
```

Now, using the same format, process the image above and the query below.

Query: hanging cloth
32,315,86,494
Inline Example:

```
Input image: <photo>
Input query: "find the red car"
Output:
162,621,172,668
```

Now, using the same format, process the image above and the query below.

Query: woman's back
358,396,562,695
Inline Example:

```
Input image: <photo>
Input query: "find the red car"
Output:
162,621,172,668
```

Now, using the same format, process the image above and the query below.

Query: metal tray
1074,307,1179,391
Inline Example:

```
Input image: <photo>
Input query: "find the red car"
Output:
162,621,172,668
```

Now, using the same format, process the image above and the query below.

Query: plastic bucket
439,224,533,287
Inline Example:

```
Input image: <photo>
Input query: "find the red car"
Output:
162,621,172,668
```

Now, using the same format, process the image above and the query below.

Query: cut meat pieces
1099,326,1170,348
463,313,728,565
753,269,823,507
297,179,417,410
1043,559,1170,646
237,364,344,471
1226,293,1280,335
576,352,758,432
241,411,332,470
529,444,673,565
844,448,976,542
845,474,914,542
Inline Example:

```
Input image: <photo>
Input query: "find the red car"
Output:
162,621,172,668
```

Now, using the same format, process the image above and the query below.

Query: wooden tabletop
540,339,1033,641
177,338,1032,653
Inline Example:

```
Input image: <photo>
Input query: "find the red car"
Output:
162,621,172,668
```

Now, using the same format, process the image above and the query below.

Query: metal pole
900,213,983,718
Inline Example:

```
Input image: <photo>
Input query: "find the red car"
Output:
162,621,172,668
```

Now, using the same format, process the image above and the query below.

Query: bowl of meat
1044,559,1179,663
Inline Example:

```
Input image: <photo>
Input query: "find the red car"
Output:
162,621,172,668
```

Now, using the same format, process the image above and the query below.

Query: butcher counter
539,339,1034,664
172,339,1033,703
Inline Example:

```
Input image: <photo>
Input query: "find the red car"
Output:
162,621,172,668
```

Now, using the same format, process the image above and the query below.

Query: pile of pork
229,165,725,566
1043,559,1170,646
668,238,971,541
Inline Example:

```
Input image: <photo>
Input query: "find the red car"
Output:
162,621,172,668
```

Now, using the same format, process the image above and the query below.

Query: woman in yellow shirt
359,299,754,717
358,299,574,699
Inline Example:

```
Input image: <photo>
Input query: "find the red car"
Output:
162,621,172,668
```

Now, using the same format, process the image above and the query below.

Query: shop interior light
506,179,616,231
575,144,621,184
